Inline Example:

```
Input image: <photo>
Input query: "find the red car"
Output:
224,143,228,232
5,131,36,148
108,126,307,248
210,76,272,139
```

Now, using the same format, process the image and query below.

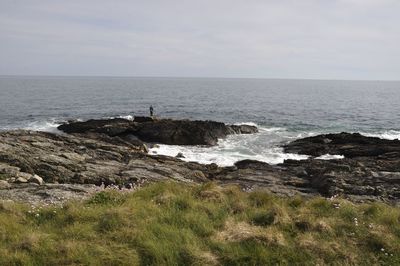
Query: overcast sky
0,0,399,80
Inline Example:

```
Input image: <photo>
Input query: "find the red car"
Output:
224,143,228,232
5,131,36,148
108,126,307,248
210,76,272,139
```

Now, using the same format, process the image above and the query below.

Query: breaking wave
361,130,400,140
150,124,310,166
23,119,63,133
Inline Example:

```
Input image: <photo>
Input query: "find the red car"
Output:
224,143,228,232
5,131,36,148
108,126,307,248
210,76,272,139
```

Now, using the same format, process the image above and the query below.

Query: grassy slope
0,182,399,266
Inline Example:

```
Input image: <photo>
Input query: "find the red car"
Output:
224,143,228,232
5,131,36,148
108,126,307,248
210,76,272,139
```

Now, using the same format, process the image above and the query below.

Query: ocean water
1,76,399,166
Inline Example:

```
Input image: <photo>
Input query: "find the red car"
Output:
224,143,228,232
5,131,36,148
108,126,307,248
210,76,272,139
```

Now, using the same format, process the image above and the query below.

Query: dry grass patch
214,218,286,247
214,218,264,242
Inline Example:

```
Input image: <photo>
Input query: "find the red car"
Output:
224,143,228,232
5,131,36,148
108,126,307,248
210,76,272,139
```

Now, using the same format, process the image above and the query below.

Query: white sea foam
150,126,310,166
23,120,63,133
316,154,344,160
150,144,309,166
117,115,134,121
233,121,259,126
361,130,400,140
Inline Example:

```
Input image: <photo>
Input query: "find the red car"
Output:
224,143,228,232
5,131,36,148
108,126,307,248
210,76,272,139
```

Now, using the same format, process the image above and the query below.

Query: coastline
1,117,399,264
0,117,399,206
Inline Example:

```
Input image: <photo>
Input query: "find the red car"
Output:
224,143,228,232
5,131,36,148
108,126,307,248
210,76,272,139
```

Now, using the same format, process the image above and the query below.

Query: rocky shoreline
1,117,399,205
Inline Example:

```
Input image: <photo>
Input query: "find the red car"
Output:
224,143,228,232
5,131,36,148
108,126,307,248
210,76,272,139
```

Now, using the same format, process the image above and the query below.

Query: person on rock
149,105,154,117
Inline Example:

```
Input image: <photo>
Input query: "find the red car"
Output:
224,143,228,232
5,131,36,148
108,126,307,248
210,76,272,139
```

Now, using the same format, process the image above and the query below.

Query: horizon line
0,74,399,82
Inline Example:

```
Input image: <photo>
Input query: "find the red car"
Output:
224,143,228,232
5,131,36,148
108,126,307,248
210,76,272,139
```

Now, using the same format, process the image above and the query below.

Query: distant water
1,76,399,166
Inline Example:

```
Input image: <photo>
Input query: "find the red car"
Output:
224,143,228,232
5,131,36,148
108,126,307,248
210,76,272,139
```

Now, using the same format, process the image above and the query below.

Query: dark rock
134,116,155,123
133,119,230,145
234,160,272,170
58,118,132,135
229,124,258,134
58,118,258,146
280,155,400,202
283,132,400,158
176,152,185,158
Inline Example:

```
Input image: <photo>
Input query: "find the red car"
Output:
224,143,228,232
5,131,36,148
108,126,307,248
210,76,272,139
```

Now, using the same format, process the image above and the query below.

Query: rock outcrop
58,117,258,146
1,127,399,206
280,132,400,202
0,130,308,204
283,132,400,158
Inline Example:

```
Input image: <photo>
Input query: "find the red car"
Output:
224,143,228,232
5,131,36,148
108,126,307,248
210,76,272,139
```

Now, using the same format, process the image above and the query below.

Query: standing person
149,105,154,117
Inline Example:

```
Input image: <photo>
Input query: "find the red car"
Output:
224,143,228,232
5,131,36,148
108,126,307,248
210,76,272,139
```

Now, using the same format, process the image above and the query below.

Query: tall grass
0,181,399,265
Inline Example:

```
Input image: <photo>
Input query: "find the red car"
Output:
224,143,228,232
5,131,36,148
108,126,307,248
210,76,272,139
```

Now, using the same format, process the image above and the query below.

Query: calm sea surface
1,76,399,165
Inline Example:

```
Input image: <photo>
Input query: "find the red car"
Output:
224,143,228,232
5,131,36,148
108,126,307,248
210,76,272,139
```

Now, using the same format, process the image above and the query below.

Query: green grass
0,181,399,265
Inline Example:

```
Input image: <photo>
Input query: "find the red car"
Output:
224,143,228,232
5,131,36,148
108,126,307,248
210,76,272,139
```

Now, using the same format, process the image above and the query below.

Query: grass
0,181,399,265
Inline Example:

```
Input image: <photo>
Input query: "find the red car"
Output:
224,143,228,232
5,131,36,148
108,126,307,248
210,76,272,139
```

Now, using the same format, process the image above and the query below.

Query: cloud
0,0,399,79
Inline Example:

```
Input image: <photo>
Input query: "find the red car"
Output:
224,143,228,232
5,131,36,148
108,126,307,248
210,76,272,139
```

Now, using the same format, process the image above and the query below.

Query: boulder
188,170,207,182
234,160,272,170
15,177,28,183
0,180,10,189
29,174,44,185
229,125,258,134
176,152,185,158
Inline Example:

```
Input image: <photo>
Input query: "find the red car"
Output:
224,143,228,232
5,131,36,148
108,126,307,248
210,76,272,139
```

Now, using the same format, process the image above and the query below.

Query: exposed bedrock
280,132,400,202
58,117,258,146
280,158,400,202
0,129,399,205
0,130,307,204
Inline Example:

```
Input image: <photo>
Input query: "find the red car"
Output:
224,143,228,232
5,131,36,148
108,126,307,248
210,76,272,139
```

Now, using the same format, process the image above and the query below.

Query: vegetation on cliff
0,181,399,265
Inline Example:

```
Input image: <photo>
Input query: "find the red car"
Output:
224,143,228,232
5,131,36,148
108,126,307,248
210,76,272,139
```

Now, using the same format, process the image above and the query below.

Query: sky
0,0,399,80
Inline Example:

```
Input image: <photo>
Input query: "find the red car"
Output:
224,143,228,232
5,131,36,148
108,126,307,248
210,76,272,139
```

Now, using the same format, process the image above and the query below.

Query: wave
117,115,134,121
3,117,399,167
23,119,63,133
361,130,400,140
149,144,309,166
149,125,310,166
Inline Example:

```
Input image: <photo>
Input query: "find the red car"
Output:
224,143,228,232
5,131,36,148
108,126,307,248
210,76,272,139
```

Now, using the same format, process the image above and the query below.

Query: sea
1,76,399,166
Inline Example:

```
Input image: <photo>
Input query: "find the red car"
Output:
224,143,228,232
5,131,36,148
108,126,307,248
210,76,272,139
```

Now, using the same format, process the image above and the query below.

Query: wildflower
353,218,359,226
